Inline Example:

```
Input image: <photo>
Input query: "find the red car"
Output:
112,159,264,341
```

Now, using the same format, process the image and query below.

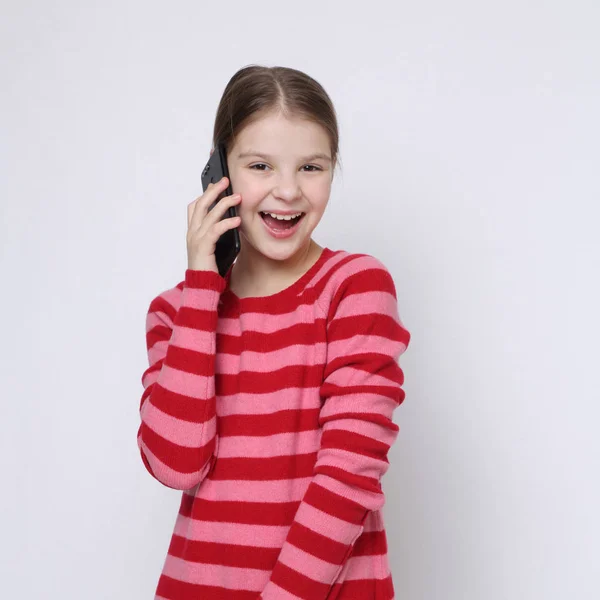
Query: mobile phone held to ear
201,141,241,278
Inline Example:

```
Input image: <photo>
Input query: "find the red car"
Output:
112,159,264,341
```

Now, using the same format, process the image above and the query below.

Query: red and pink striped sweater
138,246,411,600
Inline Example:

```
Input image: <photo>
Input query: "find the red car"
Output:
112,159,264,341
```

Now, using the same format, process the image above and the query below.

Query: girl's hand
186,176,241,272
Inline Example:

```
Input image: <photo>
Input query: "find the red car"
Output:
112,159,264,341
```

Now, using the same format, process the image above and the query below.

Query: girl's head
211,65,340,265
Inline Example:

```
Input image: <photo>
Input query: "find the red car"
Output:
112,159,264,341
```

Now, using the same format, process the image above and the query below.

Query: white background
1,1,598,598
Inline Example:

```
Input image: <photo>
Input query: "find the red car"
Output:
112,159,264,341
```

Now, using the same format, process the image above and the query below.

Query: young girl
138,65,411,600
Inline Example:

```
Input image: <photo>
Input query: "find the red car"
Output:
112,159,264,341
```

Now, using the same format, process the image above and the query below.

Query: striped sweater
137,246,411,600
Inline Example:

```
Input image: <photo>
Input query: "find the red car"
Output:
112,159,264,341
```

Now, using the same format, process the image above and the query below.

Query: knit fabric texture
138,247,411,600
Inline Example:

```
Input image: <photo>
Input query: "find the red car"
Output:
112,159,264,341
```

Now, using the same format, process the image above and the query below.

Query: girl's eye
249,164,322,172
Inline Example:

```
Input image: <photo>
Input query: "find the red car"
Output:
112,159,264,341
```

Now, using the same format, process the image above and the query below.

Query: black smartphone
200,141,241,277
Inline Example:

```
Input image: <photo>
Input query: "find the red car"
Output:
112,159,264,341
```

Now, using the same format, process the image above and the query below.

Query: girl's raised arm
137,269,226,490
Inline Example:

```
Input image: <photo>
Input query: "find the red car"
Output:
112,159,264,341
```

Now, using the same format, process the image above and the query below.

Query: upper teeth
262,211,303,221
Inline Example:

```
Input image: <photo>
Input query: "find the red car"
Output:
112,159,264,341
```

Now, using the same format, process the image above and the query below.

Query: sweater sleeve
259,260,411,600
137,268,226,490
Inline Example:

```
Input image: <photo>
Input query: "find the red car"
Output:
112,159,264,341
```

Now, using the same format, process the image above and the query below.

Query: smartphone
200,141,241,277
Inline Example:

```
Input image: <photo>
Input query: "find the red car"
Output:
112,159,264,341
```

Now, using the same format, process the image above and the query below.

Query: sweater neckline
223,247,332,308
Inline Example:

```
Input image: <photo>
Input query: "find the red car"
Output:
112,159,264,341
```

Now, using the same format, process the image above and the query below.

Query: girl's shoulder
144,282,183,327
322,247,396,290
316,248,400,315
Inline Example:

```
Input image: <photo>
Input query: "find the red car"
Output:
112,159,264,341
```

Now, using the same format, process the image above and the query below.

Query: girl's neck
228,240,323,298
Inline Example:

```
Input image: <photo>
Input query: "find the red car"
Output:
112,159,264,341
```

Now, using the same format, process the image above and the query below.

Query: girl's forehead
243,114,323,135
233,116,330,151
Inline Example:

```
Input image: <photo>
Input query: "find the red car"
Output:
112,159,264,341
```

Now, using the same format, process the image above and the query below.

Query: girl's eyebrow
237,150,332,163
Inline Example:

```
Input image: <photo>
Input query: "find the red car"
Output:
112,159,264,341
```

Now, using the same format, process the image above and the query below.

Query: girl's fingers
189,178,228,231
192,191,241,236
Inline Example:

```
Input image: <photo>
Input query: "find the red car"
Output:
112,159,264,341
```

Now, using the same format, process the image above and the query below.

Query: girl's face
226,111,333,263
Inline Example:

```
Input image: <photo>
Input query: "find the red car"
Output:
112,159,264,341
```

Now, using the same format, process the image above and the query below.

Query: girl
138,65,411,600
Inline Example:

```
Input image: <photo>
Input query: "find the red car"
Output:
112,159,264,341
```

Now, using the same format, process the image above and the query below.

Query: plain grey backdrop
1,1,598,598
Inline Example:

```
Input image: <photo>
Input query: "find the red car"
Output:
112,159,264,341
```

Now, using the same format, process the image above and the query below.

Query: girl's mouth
259,212,306,239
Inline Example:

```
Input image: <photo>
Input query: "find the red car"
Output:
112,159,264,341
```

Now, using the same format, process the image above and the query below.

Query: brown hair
212,64,341,176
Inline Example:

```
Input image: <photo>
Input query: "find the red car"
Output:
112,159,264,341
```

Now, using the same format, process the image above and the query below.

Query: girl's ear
210,148,214,157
